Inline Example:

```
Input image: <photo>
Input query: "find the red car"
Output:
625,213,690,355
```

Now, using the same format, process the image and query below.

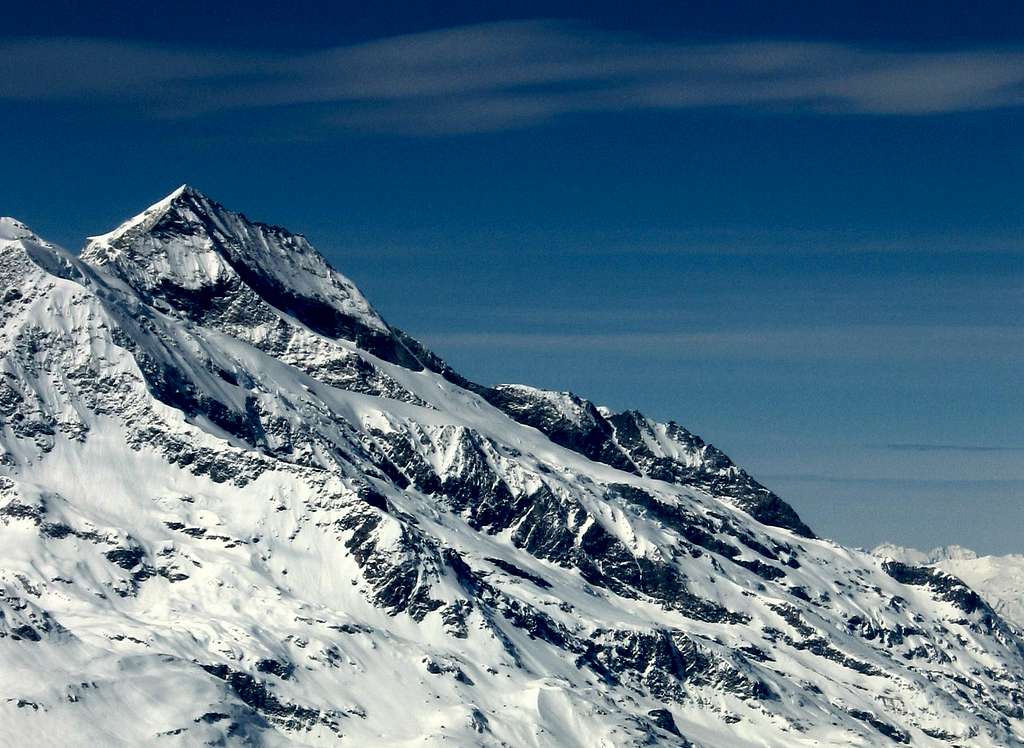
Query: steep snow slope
0,189,1022,747
874,544,1024,631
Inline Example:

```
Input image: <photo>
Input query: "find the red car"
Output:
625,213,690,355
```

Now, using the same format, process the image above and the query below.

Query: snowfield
0,188,1022,747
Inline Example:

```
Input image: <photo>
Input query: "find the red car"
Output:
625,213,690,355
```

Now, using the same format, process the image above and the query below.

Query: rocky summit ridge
0,187,1022,747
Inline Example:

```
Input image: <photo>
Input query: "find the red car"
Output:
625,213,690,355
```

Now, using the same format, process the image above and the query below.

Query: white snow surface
0,189,1022,747
0,218,35,241
873,543,1024,630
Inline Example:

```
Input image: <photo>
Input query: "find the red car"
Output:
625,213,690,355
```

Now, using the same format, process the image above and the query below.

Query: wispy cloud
4,22,1024,134
322,225,1024,258
761,474,1024,485
421,325,1024,361
881,443,1024,452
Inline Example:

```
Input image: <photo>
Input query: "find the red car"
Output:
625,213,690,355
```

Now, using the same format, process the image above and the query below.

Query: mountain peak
0,217,36,242
163,182,217,208
156,182,208,208
873,542,981,564
84,183,202,251
80,183,338,296
0,217,83,283
80,187,424,368
171,182,199,198
83,184,219,252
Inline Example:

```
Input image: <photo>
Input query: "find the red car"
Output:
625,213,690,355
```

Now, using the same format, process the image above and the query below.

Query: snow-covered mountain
1,188,1022,747
873,544,1024,632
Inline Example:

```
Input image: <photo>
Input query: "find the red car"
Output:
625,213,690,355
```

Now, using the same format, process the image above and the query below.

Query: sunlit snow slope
1,191,1022,747
874,544,1024,632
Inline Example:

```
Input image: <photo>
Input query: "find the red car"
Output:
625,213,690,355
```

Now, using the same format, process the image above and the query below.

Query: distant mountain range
873,543,1024,631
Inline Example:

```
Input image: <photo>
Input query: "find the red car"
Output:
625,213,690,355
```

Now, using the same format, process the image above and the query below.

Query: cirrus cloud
418,324,1024,361
4,21,1024,134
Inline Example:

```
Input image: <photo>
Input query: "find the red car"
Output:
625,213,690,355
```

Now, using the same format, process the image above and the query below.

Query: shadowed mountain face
0,191,1022,747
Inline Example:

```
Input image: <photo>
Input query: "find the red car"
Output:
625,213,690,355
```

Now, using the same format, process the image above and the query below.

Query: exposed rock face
476,384,813,537
0,190,1022,747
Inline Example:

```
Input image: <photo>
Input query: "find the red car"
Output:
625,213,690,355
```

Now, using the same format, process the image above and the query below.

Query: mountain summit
82,186,421,368
1,189,1022,746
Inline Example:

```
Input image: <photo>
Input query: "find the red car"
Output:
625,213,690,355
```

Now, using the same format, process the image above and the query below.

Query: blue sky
2,1,1022,553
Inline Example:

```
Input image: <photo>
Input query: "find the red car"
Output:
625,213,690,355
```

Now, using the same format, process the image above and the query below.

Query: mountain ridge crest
0,189,1021,747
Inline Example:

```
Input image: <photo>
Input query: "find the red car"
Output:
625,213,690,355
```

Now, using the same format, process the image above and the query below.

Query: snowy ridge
0,218,35,242
872,544,981,565
873,543,1024,631
1,190,1023,747
83,185,385,333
